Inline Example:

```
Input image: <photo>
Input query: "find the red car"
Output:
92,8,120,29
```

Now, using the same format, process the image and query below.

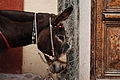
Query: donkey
0,6,73,73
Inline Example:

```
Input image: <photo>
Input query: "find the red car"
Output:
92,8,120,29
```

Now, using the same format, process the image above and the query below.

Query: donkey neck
0,20,33,48
0,11,54,49
0,10,36,48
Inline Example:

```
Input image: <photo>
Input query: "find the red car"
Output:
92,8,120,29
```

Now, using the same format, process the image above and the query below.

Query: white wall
79,0,91,80
24,0,57,14
23,0,57,77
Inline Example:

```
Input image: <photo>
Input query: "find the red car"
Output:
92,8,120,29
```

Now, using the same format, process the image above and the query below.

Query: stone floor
0,73,54,80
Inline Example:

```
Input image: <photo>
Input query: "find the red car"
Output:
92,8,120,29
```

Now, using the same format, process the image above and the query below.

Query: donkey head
37,6,73,73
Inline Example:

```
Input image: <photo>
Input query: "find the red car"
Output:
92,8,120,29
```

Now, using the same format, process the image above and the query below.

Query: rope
34,13,37,43
32,13,37,44
38,52,48,64
49,17,55,56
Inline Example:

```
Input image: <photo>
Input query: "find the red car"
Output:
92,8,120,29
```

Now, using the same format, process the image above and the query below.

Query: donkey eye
57,35,65,42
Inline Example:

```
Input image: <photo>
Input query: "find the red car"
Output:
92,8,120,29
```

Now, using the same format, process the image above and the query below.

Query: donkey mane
0,10,55,33
0,10,52,22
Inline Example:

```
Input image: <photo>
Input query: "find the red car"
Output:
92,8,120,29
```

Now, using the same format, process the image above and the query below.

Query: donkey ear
54,6,73,25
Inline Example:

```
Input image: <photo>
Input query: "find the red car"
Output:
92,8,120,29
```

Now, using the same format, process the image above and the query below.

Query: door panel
91,0,120,79
107,0,120,9
103,0,120,12
102,22,120,77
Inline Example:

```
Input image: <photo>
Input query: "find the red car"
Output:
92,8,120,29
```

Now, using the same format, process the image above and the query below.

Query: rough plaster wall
58,0,91,80
23,0,57,77
58,0,79,80
80,0,91,80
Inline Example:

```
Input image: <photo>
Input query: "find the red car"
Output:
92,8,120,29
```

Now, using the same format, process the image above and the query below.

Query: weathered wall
58,0,91,80
57,0,79,80
23,0,57,77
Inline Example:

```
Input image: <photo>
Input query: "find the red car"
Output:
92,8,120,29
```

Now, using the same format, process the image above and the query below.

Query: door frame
90,0,97,80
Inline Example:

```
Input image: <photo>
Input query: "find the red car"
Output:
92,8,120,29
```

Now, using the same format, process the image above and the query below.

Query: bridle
32,13,55,60
32,13,66,65
44,16,67,65
49,17,55,57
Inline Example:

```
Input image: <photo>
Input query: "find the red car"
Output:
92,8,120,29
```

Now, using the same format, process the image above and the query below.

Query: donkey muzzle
49,60,66,74
49,43,69,73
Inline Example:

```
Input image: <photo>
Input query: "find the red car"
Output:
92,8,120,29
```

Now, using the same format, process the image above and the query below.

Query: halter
49,17,55,57
39,16,66,65
32,14,66,65
40,16,56,62
32,13,55,61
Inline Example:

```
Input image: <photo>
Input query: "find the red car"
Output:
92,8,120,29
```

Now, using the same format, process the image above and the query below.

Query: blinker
55,26,64,28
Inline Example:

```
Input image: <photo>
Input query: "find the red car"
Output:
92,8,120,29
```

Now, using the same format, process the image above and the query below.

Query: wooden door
0,0,23,74
91,0,120,80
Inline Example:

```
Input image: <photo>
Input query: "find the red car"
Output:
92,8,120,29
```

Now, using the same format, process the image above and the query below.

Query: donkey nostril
50,64,56,74
62,66,64,70
65,43,69,48
53,64,55,69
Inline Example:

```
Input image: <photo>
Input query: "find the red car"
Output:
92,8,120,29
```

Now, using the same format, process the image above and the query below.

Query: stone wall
57,0,79,80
